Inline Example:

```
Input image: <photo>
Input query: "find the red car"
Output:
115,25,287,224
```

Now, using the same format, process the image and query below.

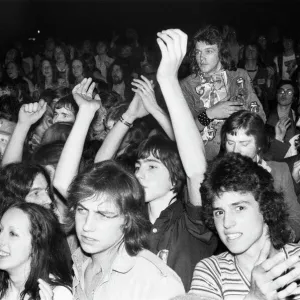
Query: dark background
0,0,300,47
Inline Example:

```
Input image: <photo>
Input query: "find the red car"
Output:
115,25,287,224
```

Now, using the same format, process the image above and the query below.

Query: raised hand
72,78,101,113
38,279,54,300
275,117,291,142
132,75,160,115
125,91,148,121
18,99,47,127
246,239,300,300
156,29,187,80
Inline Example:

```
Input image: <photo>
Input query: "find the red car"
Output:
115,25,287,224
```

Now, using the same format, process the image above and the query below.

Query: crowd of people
1,22,300,300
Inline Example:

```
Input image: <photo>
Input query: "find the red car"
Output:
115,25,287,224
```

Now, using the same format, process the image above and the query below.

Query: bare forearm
53,109,94,198
151,108,175,141
2,122,30,166
158,78,206,177
94,113,134,163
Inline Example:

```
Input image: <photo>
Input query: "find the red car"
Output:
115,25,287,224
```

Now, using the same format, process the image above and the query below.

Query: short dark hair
220,110,267,155
0,202,72,300
54,94,79,115
201,153,291,249
190,25,234,74
137,134,186,196
67,160,150,256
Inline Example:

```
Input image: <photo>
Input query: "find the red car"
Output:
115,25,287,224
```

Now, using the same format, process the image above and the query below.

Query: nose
223,211,236,229
232,144,241,154
135,166,145,181
83,213,96,232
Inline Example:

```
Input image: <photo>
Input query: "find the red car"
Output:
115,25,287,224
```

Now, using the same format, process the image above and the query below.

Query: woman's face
25,173,52,208
42,60,53,78
6,62,18,79
72,60,84,78
245,45,258,60
5,49,17,63
0,208,32,275
96,42,107,55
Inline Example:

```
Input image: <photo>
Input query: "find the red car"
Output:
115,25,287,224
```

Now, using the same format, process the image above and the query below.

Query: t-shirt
189,243,300,300
275,54,297,80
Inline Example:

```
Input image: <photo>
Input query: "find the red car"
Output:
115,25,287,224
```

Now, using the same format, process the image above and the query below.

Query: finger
158,31,175,52
132,80,149,92
38,279,53,295
77,78,88,94
163,29,182,58
87,82,95,96
255,238,272,266
94,94,101,101
72,82,81,94
39,99,46,108
260,251,287,272
140,75,154,91
277,281,298,299
32,101,39,112
156,37,168,59
172,29,188,57
268,255,300,280
82,78,93,94
273,263,300,292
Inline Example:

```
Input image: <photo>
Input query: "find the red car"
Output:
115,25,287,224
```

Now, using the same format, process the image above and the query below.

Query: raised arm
53,78,101,198
2,99,47,166
156,29,206,206
94,92,148,163
131,75,175,141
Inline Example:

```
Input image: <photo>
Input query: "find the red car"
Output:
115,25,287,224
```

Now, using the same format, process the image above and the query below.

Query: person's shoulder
284,243,300,256
267,160,289,171
180,73,199,86
137,249,182,280
195,251,234,270
53,285,72,300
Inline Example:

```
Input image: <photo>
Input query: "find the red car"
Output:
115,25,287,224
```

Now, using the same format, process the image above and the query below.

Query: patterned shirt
189,243,300,300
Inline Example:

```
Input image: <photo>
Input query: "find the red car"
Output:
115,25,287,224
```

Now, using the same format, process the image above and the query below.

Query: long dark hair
0,202,72,300
67,160,150,256
0,162,55,214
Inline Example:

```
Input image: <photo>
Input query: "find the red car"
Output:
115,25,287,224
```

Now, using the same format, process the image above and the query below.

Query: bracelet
197,109,213,127
119,116,133,128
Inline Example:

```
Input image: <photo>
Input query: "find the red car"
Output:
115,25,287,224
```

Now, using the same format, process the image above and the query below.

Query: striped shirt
189,243,300,300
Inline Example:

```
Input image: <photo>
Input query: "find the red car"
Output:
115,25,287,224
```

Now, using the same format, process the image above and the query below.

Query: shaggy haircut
137,134,186,196
190,25,234,75
67,160,150,256
220,110,267,156
201,152,291,249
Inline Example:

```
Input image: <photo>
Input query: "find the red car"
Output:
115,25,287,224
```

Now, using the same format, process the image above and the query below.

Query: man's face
283,38,294,51
75,195,125,256
54,47,65,63
225,129,258,161
6,62,18,79
277,84,294,106
245,46,258,60
53,107,75,124
213,191,267,256
96,42,107,55
111,65,124,84
135,154,174,203
195,41,222,76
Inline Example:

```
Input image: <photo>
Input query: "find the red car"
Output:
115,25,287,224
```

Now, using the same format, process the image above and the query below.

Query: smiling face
225,129,258,161
213,191,266,256
135,154,174,203
42,60,53,78
75,195,125,256
0,208,32,276
195,41,222,76
25,173,52,209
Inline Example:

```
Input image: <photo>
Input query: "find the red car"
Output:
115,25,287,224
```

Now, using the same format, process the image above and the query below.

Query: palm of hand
73,93,101,111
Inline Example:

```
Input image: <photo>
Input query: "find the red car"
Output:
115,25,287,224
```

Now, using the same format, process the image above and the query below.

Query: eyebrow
213,200,250,211
136,158,160,164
